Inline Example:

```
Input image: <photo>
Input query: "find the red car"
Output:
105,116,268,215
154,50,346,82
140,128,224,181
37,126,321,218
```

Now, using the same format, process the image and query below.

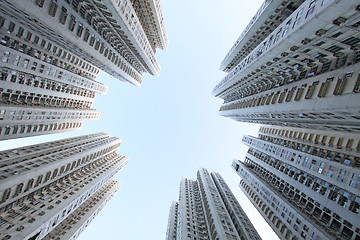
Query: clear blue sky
0,0,279,239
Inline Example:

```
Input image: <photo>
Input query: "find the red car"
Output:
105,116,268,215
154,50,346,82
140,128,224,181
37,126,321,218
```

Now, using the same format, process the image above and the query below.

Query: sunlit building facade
0,5,105,140
43,179,121,240
214,0,360,133
0,0,168,140
0,0,168,87
166,168,261,240
0,132,127,240
233,125,360,240
216,1,360,239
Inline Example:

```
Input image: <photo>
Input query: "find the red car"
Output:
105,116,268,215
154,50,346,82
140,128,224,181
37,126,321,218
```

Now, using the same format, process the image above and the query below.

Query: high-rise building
0,5,105,140
166,168,262,240
215,1,360,239
0,132,128,240
0,0,168,141
166,201,178,240
0,0,168,87
42,179,121,240
232,125,360,240
213,0,360,132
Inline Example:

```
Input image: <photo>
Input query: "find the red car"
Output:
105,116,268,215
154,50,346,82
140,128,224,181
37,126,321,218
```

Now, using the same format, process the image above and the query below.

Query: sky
0,0,280,239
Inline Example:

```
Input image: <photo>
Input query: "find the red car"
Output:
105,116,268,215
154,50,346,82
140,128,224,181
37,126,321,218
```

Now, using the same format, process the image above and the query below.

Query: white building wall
0,105,100,140
43,179,121,240
215,0,359,96
0,8,107,141
166,201,178,240
219,64,360,132
220,0,305,72
0,0,168,86
232,125,360,240
0,133,127,240
214,0,360,132
233,160,329,240
167,169,262,240
211,172,262,240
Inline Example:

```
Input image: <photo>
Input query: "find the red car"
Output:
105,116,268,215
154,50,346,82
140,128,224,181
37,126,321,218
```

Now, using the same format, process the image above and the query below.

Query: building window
76,23,84,37
49,1,58,17
293,8,303,28
282,20,291,37
321,0,329,6
7,22,15,33
35,175,43,187
36,0,45,7
69,15,76,31
306,1,316,18
60,7,68,24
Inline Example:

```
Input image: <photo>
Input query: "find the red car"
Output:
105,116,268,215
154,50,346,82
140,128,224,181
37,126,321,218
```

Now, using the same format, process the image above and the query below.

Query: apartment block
0,132,127,240
233,125,360,240
214,0,360,132
0,0,168,141
43,179,121,240
166,168,261,240
0,0,168,86
0,8,104,140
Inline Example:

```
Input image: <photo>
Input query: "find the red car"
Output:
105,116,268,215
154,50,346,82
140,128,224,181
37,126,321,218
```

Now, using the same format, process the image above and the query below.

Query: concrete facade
0,7,104,140
166,168,261,240
217,1,360,239
233,125,360,240
43,179,121,240
166,201,178,240
0,0,168,141
0,0,168,86
214,0,360,132
0,132,127,240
